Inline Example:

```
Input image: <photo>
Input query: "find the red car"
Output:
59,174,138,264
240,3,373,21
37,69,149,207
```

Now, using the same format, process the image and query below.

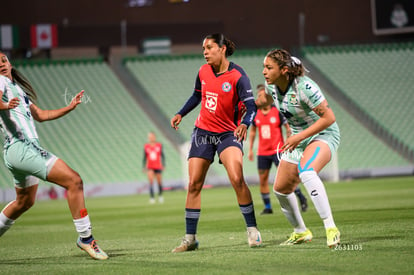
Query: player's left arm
282,99,335,152
161,146,165,169
234,75,257,141
30,90,84,122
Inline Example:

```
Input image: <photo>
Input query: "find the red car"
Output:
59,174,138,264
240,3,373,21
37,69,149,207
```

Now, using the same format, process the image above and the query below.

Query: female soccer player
143,131,165,203
257,49,341,248
0,52,108,260
248,84,308,215
170,33,262,252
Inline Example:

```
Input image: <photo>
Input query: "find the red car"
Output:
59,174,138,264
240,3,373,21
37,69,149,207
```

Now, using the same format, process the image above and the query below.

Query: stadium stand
124,46,413,180
0,59,183,190
302,42,414,176
123,50,270,179
303,42,414,154
1,43,412,193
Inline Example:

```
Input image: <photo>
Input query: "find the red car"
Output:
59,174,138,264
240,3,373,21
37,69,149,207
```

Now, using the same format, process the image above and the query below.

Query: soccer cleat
326,227,341,248
77,237,108,260
158,196,164,204
260,208,273,215
247,227,262,248
171,237,199,253
149,198,156,204
301,199,308,212
280,229,313,246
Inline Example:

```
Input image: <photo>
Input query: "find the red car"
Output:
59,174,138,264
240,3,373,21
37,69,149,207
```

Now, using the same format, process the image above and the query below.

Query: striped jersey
265,76,339,135
0,75,38,148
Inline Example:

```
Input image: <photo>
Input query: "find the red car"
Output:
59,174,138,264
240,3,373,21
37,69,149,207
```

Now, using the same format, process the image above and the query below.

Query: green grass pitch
0,176,413,274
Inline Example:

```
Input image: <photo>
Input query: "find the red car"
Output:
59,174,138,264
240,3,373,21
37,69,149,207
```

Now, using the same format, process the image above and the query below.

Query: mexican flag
31,24,58,49
0,25,19,49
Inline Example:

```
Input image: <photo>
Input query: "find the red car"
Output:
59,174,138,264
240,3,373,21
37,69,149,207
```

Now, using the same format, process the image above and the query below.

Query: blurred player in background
257,49,341,248
143,131,165,204
170,33,261,252
0,51,108,260
248,84,307,215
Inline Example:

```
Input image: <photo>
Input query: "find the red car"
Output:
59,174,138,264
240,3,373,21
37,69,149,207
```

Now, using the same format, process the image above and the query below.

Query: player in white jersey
256,49,341,248
0,51,108,260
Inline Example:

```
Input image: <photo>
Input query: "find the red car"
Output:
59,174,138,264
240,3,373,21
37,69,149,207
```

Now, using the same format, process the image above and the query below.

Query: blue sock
185,208,201,234
261,193,272,209
239,203,257,227
149,184,154,198
81,235,94,244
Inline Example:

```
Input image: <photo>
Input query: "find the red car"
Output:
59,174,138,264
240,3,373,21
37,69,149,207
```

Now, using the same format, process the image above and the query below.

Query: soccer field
0,176,413,274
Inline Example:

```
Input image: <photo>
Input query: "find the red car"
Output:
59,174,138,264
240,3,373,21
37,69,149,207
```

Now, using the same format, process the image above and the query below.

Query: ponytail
11,68,37,103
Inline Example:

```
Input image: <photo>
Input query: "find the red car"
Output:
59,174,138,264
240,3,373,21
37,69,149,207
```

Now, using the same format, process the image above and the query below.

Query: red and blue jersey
193,62,255,133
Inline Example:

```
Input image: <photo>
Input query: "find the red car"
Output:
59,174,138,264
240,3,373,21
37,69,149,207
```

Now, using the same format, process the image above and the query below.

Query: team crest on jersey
289,94,298,105
205,92,218,111
222,82,232,92
270,117,277,123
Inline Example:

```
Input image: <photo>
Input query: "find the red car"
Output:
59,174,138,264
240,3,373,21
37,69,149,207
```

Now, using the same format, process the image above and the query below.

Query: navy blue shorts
257,154,280,170
148,169,162,174
188,127,243,163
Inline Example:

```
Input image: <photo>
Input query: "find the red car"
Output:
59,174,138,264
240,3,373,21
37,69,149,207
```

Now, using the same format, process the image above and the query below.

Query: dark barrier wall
1,0,413,49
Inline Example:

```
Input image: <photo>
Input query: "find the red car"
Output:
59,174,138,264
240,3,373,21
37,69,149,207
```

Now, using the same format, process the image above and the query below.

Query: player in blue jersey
0,51,108,260
170,33,261,252
256,49,341,248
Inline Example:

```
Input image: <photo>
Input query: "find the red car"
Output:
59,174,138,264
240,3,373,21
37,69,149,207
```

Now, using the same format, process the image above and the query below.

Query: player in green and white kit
257,49,340,248
0,52,108,260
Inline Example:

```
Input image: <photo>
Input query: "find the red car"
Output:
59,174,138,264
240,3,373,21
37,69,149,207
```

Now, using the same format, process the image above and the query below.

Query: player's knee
299,170,318,184
68,172,83,192
187,180,202,195
16,197,35,212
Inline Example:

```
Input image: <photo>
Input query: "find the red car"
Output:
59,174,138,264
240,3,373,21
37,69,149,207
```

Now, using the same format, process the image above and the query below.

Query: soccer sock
239,202,257,228
274,191,307,233
185,208,200,236
261,192,272,209
158,183,163,196
294,187,307,205
300,170,336,229
149,184,154,198
73,209,93,242
0,211,15,237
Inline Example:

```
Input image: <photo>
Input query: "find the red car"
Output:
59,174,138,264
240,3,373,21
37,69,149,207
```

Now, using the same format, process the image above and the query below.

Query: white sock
274,191,307,233
185,234,196,241
0,211,15,237
300,170,336,229
73,215,92,238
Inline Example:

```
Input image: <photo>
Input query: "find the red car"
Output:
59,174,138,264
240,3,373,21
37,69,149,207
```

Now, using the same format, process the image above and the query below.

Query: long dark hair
12,68,38,103
0,52,37,103
204,33,236,57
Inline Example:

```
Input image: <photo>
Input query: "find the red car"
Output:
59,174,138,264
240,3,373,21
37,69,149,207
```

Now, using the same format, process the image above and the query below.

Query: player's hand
69,90,84,109
7,97,20,109
234,124,247,142
248,150,254,161
281,134,303,152
171,114,182,130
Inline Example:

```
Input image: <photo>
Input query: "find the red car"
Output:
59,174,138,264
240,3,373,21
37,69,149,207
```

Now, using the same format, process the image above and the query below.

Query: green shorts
281,130,340,165
4,139,58,188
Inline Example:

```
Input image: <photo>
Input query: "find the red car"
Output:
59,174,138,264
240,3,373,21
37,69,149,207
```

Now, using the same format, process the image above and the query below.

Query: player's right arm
248,124,257,161
171,73,202,130
0,83,19,110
